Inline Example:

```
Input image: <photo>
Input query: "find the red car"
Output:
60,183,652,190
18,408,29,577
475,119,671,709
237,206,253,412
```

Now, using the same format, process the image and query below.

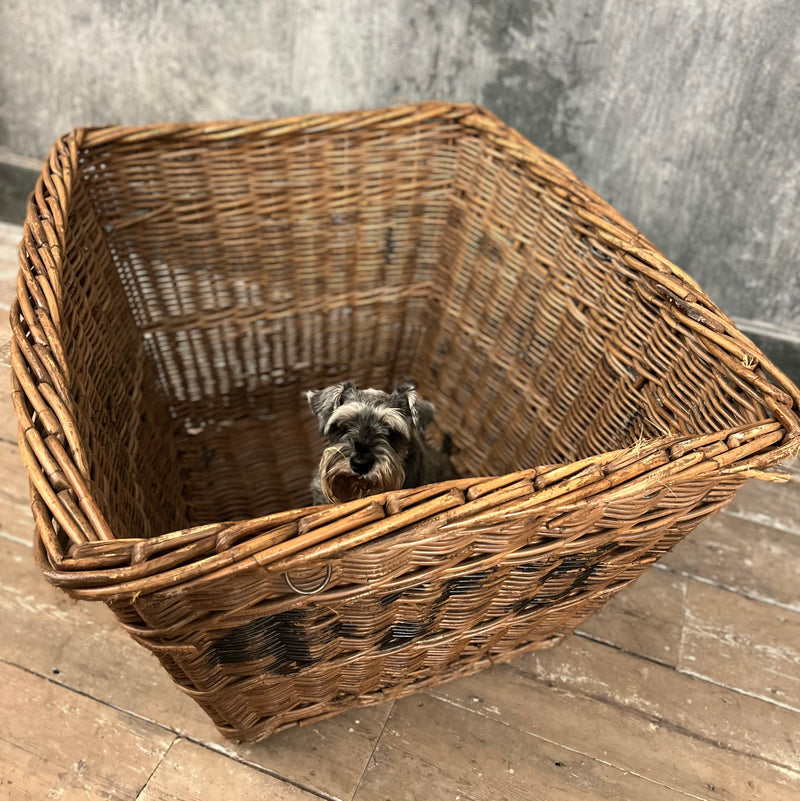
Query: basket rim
9,100,800,600
26,421,799,602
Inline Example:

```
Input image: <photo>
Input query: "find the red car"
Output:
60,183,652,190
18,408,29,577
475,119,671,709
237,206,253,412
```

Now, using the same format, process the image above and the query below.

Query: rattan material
10,101,800,742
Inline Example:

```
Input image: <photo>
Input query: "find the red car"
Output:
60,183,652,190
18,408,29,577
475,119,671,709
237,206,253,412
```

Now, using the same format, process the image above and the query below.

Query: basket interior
58,117,771,538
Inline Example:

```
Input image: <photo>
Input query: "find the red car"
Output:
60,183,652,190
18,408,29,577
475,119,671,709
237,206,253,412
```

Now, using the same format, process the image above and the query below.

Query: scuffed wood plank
428,655,799,800
0,320,10,366
662,513,800,610
680,580,800,711
0,495,33,546
0,253,13,356
227,703,394,800
577,565,686,666
0,223,23,267
0,279,14,317
516,636,800,773
0,440,30,505
2,225,20,441
0,265,15,306
138,738,320,800
0,536,392,801
0,660,173,801
0,540,201,725
356,694,689,801
0,366,18,442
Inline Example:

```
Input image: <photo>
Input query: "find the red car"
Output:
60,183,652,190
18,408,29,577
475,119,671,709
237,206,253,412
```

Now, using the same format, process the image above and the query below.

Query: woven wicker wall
417,132,770,477
68,113,777,536
80,120,462,524
53,159,185,540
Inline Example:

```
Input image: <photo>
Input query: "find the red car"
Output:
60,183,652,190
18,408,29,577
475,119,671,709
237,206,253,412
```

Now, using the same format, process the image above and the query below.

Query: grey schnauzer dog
306,381,457,504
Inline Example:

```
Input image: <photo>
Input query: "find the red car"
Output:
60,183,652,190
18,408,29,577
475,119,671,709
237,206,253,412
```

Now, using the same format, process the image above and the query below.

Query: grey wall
1,0,798,342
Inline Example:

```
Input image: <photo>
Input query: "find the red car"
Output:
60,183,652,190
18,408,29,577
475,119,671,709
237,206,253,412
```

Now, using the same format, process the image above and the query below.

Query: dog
306,381,457,504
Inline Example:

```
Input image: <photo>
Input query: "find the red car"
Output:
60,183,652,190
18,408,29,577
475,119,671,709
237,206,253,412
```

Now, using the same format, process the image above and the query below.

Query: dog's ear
393,383,435,431
306,381,356,429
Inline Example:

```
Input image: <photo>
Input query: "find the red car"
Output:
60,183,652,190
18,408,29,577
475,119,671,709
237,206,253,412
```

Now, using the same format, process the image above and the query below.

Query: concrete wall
2,0,798,345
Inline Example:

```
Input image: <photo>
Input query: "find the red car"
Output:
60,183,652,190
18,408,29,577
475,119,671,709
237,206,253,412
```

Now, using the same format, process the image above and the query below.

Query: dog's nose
350,454,374,474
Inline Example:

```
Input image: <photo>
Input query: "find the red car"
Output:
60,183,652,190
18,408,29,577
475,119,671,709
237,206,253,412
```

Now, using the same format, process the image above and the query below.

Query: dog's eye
327,422,344,439
387,428,406,449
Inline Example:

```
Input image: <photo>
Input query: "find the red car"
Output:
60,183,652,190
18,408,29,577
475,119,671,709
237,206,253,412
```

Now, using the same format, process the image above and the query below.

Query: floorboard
137,739,322,801
680,580,800,711
518,636,800,773
425,661,798,801
354,694,691,801
661,513,800,610
0,661,173,801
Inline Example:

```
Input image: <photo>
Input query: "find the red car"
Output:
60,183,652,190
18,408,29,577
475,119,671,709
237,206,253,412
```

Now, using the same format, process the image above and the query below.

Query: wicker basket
10,102,800,742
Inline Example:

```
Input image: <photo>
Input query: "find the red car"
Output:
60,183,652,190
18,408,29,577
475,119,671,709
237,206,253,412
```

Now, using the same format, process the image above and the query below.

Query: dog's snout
350,453,374,474
309,380,447,505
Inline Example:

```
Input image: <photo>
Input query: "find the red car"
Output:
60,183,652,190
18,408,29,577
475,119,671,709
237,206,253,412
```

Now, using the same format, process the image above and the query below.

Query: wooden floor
1,219,798,800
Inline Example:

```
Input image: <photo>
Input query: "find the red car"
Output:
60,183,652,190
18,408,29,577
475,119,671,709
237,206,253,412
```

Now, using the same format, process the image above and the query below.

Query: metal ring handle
284,564,333,595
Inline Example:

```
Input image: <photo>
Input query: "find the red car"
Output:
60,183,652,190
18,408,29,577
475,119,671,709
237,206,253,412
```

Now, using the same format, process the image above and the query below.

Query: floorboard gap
348,699,396,801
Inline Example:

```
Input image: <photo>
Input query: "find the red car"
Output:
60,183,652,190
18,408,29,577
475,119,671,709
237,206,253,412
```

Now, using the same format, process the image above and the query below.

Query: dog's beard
317,445,405,503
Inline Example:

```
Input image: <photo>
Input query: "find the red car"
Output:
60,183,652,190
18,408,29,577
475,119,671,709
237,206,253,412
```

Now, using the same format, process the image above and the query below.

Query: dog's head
306,381,435,503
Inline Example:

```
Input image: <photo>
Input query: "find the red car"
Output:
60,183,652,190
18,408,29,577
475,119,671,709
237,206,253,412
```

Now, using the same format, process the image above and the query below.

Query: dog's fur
307,381,457,504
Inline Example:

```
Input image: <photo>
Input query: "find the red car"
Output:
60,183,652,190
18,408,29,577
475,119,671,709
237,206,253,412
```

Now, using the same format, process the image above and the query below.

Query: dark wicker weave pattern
10,102,800,741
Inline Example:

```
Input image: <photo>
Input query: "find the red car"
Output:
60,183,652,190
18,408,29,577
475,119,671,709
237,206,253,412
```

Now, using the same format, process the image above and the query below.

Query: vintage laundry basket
10,101,800,742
